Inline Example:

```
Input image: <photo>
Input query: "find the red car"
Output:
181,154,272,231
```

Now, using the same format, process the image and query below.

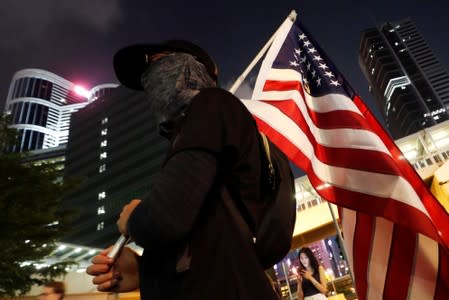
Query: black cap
113,40,218,90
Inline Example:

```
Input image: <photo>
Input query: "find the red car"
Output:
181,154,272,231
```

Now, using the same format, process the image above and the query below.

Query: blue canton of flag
273,23,348,97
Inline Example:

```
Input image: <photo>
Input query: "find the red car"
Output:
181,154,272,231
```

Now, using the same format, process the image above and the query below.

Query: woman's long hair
298,247,320,273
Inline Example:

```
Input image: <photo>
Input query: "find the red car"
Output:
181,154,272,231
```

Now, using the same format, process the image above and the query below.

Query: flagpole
228,10,297,94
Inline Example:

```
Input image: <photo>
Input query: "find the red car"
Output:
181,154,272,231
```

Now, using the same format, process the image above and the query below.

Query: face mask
141,52,215,139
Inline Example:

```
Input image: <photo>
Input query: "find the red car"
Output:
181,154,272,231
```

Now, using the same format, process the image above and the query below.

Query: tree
0,115,78,297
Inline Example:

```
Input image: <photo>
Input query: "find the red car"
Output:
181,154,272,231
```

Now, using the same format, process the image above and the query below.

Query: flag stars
290,60,299,67
303,40,312,47
307,47,317,54
330,79,341,87
311,70,316,78
324,71,335,78
318,63,328,70
306,63,311,70
298,33,307,40
316,77,322,86
300,56,307,64
294,48,302,56
313,55,323,62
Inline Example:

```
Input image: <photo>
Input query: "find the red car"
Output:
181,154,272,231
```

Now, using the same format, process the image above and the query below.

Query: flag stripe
434,245,449,299
408,234,439,299
261,70,361,114
366,217,393,300
261,99,401,174
245,109,433,225
340,208,356,281
304,162,439,242
245,98,391,154
259,88,392,155
353,212,373,300
353,96,449,247
383,226,416,299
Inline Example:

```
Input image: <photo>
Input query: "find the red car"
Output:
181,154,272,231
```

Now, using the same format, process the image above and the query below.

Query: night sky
1,0,449,122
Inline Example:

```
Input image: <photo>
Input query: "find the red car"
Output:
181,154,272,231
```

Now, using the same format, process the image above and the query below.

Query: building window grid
97,206,105,215
97,222,104,231
98,191,106,200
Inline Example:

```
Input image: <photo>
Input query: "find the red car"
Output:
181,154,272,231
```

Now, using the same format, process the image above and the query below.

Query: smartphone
107,235,129,260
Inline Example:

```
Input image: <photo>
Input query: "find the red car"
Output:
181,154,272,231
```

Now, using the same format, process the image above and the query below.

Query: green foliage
0,115,79,297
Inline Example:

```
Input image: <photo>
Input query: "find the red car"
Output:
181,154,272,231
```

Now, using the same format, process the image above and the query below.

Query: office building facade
359,19,449,139
63,87,169,247
4,69,117,152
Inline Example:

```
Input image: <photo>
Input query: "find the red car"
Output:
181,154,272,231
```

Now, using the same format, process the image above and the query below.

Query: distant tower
359,19,449,139
63,87,169,247
4,68,117,152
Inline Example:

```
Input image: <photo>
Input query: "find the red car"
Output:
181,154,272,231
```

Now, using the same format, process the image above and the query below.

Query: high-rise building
4,68,117,152
359,19,449,139
63,86,169,247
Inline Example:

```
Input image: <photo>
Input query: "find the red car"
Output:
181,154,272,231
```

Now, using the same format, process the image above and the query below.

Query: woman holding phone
296,247,328,300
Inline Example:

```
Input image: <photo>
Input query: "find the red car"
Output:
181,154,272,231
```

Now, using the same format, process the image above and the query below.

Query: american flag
242,15,449,299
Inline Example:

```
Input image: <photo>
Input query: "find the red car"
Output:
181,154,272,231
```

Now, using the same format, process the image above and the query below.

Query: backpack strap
221,186,256,244
259,132,277,192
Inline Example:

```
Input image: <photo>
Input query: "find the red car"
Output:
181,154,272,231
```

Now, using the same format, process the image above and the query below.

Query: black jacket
127,88,279,300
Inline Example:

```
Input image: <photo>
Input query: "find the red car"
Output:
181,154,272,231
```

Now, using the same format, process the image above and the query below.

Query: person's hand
300,269,313,280
117,199,141,235
86,246,140,292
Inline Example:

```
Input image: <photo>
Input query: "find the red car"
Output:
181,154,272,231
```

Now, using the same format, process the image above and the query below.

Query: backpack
222,132,296,269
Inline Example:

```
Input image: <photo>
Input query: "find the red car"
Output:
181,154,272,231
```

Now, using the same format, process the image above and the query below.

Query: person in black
86,40,279,300
296,247,328,300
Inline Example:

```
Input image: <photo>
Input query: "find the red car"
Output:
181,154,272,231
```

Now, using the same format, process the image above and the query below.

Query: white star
298,33,307,40
300,56,307,64
318,63,328,70
303,77,309,85
303,40,311,47
290,60,299,67
306,63,311,70
294,48,302,56
311,70,316,78
316,77,322,86
330,79,341,86
308,48,317,54
313,55,323,61
324,71,335,78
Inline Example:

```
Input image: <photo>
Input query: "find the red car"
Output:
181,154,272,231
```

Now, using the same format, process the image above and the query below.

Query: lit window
99,164,106,173
97,206,105,215
98,191,106,200
101,118,108,125
100,152,107,159
97,222,104,231
101,129,108,136
101,140,107,147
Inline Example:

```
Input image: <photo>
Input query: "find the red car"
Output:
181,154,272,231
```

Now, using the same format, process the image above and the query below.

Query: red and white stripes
241,14,449,299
